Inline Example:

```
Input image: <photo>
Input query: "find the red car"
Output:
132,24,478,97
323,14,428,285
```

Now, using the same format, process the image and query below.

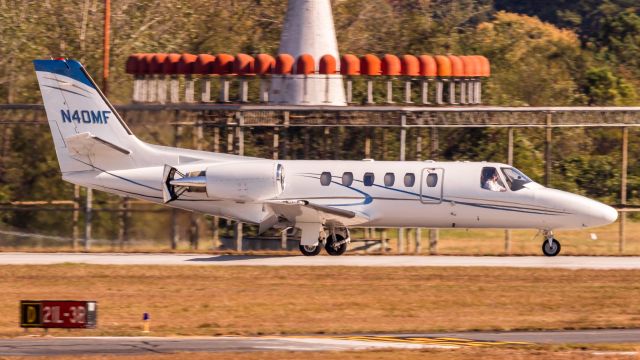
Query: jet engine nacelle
204,161,285,202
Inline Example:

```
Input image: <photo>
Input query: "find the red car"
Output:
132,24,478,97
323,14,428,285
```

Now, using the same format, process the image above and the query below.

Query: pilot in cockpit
481,167,506,192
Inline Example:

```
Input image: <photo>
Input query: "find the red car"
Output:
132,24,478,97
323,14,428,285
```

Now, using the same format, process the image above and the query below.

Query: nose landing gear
541,230,561,257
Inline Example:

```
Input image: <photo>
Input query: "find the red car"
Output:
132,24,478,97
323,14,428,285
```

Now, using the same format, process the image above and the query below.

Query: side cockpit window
481,167,506,192
501,167,533,191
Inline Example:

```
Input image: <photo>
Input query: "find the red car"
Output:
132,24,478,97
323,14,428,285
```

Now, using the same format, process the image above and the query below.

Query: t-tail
34,59,156,174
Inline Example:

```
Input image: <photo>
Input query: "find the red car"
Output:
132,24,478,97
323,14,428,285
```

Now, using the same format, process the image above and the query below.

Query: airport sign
20,300,97,329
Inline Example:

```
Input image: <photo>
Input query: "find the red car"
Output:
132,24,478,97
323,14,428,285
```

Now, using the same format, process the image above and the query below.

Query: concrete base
269,74,346,106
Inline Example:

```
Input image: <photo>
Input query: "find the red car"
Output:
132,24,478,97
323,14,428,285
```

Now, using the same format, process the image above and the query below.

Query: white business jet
34,59,618,256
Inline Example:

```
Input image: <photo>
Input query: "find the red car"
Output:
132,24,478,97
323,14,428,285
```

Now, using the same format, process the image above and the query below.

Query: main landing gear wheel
542,238,561,257
325,234,348,256
299,244,322,256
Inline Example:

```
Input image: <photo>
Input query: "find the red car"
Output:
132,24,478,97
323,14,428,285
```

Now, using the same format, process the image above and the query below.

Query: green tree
592,9,640,77
469,11,584,106
582,67,636,105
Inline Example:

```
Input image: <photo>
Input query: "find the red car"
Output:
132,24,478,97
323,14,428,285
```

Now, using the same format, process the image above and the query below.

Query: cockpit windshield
501,167,533,191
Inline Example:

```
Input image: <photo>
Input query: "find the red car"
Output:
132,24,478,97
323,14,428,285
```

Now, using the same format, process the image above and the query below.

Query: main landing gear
298,227,350,256
541,230,561,257
325,233,348,256
299,244,322,256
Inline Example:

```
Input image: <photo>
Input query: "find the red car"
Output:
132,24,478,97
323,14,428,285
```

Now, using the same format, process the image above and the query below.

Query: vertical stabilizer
34,59,149,173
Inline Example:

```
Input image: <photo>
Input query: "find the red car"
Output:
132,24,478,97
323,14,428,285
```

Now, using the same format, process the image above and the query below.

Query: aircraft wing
263,200,369,234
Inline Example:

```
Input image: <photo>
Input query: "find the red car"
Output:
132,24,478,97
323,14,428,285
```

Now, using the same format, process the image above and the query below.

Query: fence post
211,126,220,250
233,113,245,252
271,125,287,250
83,188,92,250
170,116,182,250
505,127,514,254
398,114,407,253
118,198,130,250
188,115,205,250
619,127,628,253
72,185,80,250
416,126,423,253
429,126,439,254
545,113,552,187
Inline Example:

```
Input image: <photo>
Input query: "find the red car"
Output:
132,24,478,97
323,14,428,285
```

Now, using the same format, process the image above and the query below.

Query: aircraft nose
584,200,618,227
540,189,618,229
598,203,619,225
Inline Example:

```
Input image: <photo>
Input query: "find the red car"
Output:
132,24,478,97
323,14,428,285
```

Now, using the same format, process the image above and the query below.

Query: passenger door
420,168,444,204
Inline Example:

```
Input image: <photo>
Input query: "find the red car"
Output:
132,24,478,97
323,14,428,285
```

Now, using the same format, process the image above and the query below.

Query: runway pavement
0,336,452,356
1,329,638,356
1,253,640,269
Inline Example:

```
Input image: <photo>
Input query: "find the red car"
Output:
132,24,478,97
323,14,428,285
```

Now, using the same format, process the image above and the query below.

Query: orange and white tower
269,0,347,106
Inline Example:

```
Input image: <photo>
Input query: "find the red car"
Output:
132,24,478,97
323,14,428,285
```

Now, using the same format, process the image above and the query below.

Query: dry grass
1,265,639,338
3,348,640,360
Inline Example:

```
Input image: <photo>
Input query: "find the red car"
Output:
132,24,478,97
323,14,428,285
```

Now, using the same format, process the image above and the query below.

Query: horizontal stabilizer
66,132,131,157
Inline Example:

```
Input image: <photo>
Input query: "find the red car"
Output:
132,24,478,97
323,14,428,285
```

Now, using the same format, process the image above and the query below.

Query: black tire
299,244,321,256
325,234,348,256
542,238,561,257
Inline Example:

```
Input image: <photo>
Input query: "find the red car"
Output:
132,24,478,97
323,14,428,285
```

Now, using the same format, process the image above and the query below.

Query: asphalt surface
1,329,639,356
2,253,640,269
0,336,447,356
375,329,640,344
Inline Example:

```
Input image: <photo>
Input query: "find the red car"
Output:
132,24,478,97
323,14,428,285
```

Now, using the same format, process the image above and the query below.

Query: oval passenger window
363,172,375,186
384,173,395,187
404,173,415,187
426,173,438,187
320,172,332,186
342,172,353,186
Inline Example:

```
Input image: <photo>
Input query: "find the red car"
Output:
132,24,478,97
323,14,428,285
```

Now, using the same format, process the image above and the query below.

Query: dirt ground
1,265,639,337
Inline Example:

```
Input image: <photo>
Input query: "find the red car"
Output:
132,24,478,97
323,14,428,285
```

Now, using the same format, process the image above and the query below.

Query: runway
1,329,638,356
2,253,640,269
0,336,442,356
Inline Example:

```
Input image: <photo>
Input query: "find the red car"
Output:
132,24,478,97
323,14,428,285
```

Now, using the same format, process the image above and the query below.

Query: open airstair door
421,168,444,204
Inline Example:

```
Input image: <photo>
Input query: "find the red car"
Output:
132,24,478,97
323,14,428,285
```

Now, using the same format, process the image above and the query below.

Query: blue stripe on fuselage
297,172,566,216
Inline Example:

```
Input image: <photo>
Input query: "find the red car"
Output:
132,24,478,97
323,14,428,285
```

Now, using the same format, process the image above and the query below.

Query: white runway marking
1,253,640,269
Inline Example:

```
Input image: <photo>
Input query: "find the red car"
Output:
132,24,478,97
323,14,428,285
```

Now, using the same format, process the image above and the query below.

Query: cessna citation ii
34,59,618,257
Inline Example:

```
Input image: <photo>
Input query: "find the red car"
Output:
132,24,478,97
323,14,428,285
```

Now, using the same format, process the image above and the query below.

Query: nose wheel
541,231,561,256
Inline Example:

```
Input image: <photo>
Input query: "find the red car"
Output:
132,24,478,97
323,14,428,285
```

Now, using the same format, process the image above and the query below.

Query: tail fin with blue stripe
34,59,148,173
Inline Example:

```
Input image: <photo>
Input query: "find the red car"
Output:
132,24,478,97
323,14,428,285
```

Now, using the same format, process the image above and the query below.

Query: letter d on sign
27,306,36,323
20,301,42,327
